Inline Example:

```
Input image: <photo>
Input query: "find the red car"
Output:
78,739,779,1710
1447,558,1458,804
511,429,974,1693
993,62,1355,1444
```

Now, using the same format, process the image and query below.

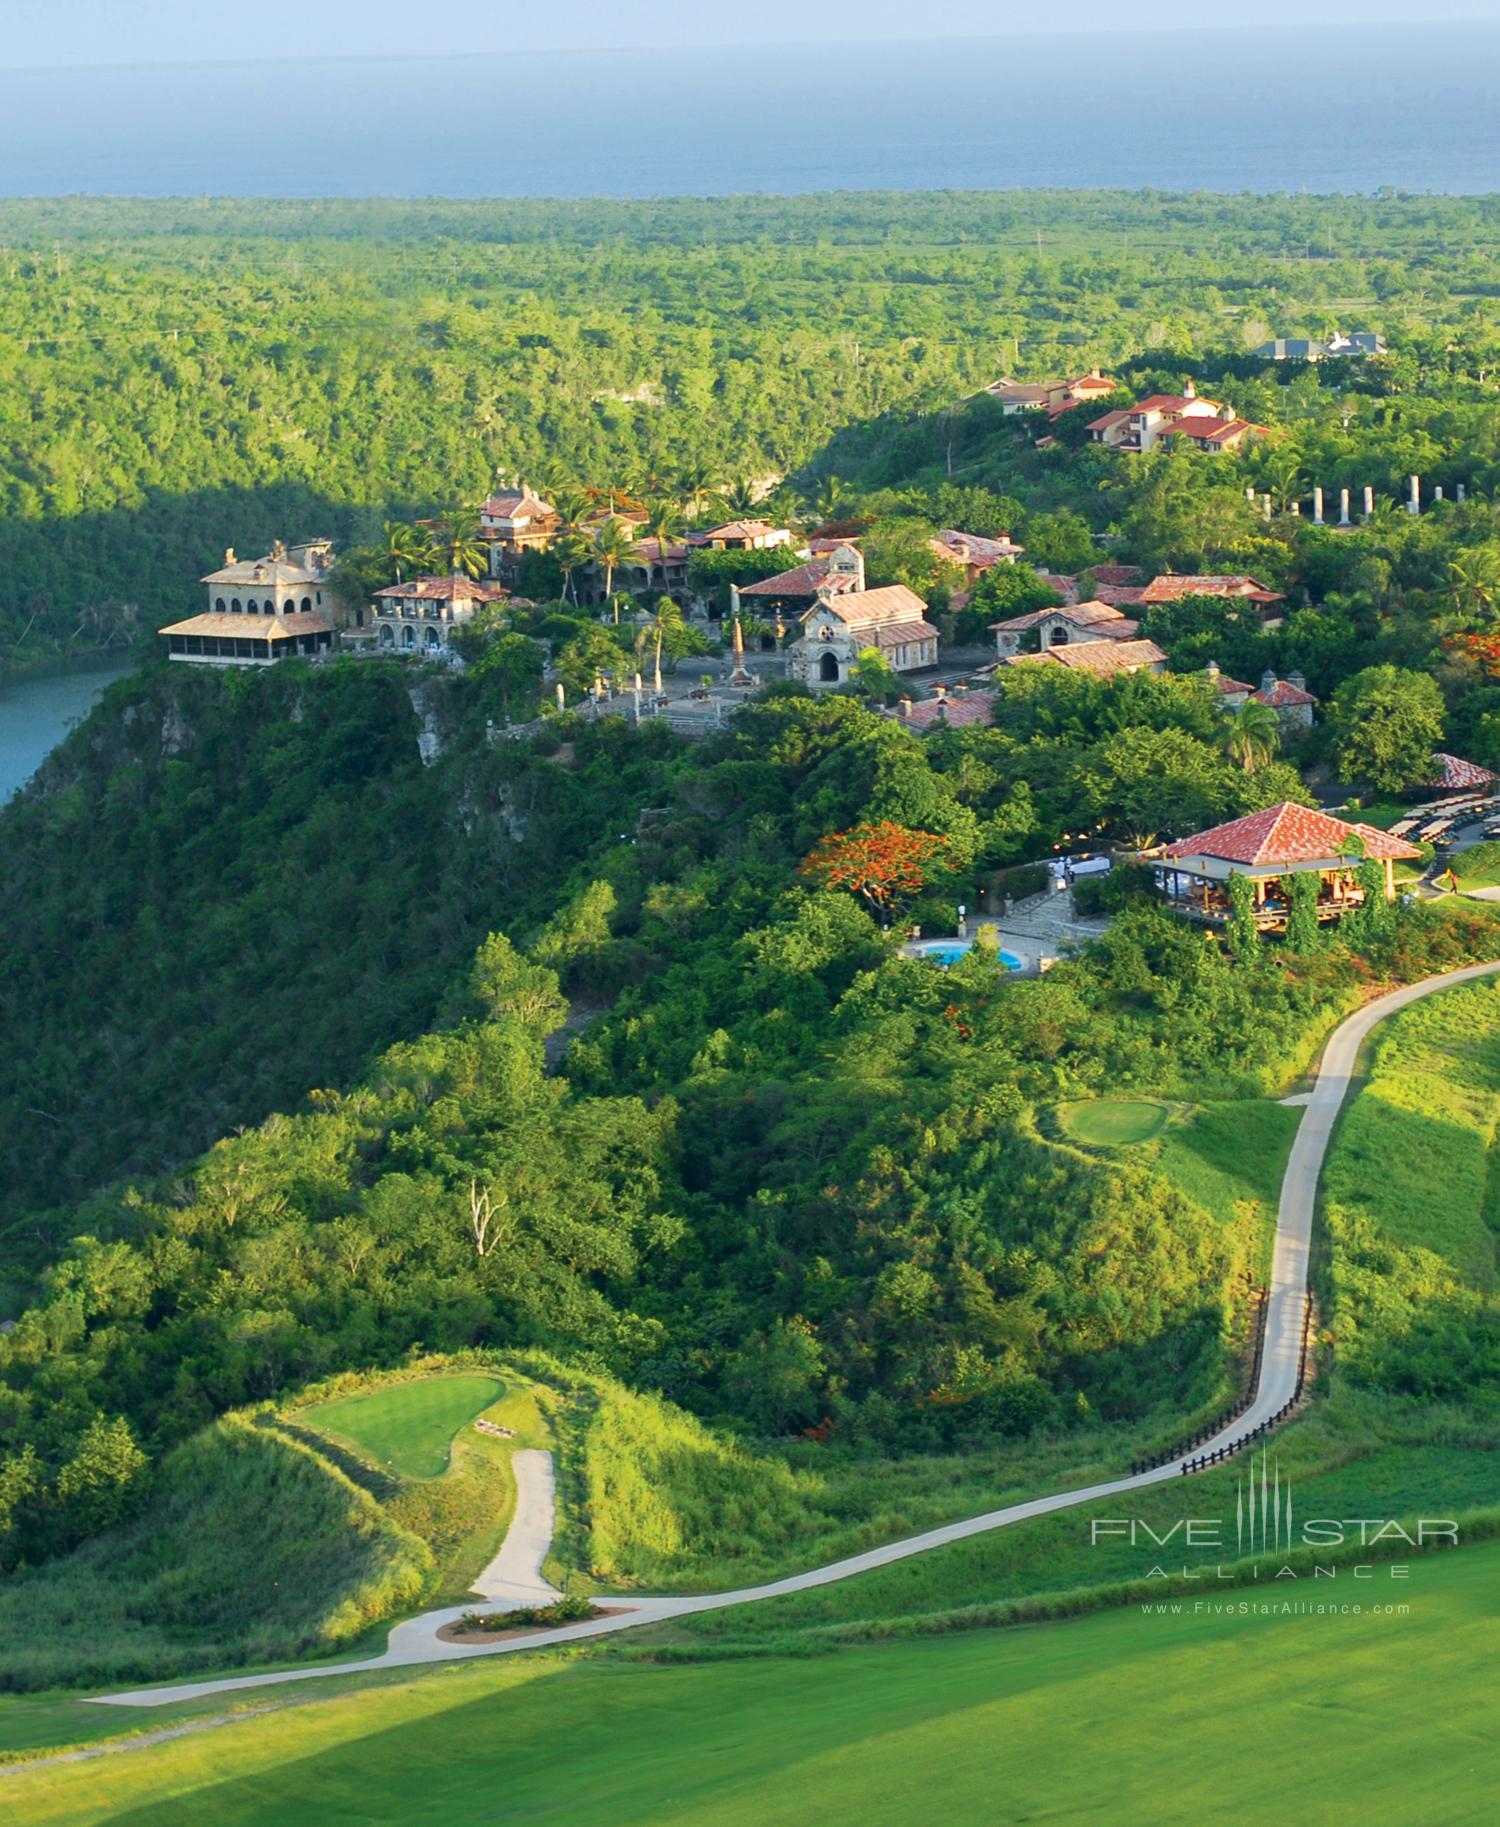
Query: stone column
1434,485,1444,503
1312,485,1324,524
1262,494,1273,520
1289,501,1301,518
1408,474,1421,516
1363,485,1375,521
1339,487,1351,526
1246,486,1257,503
1457,483,1467,503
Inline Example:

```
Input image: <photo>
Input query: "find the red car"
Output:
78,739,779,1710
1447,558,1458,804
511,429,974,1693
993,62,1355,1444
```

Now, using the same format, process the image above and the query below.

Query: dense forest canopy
3,190,1500,672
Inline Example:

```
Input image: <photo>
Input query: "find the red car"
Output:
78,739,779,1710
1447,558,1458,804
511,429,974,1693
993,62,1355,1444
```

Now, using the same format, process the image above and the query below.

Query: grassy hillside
7,1540,1498,1825
0,1416,430,1694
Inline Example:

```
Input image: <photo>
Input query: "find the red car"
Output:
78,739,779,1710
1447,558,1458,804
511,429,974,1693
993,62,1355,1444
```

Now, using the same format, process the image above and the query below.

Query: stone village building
371,574,510,653
789,545,940,687
160,538,339,665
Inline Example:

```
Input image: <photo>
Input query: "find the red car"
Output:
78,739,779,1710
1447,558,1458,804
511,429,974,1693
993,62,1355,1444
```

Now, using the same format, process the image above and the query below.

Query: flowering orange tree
799,820,951,921
1444,630,1500,678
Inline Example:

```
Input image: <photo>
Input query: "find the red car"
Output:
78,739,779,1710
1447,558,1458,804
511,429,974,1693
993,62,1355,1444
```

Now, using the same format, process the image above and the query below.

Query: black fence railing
1176,1295,1316,1477
1129,1287,1269,1478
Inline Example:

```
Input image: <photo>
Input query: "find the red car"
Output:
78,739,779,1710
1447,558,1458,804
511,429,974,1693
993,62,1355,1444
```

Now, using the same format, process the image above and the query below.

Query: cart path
91,960,1500,1709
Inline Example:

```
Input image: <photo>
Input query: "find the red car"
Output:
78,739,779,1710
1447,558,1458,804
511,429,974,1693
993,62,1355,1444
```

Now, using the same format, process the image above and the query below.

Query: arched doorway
402,625,415,649
380,624,394,647
818,650,841,683
425,626,440,649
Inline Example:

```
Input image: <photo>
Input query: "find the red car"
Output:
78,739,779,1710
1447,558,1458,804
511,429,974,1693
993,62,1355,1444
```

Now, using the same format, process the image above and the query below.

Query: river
0,662,134,802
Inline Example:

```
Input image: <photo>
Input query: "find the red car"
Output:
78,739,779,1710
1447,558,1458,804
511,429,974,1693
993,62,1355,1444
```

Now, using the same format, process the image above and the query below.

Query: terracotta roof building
999,638,1166,680
991,599,1143,658
794,568,939,687
1423,753,1499,793
167,536,340,665
884,686,999,731
1155,802,1421,932
372,574,509,656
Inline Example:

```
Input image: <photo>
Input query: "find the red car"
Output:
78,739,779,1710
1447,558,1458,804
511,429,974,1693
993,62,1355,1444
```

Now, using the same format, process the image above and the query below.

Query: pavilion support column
1384,857,1395,900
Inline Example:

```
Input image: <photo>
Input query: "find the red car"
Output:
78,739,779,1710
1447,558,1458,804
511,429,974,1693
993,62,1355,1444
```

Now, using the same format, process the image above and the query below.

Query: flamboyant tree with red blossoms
1444,630,1500,678
799,820,951,922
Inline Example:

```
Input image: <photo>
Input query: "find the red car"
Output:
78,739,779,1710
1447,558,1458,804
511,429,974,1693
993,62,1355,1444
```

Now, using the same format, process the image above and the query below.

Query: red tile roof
1094,584,1146,606
1252,678,1317,709
1089,565,1144,586
739,557,837,597
1424,753,1498,791
1163,803,1421,865
374,575,510,602
1158,417,1265,445
932,528,1025,565
1140,574,1285,606
1009,639,1166,676
886,691,998,730
1087,409,1132,432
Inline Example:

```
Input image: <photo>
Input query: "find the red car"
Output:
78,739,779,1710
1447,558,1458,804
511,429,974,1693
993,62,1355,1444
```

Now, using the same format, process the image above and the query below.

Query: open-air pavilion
1155,802,1422,931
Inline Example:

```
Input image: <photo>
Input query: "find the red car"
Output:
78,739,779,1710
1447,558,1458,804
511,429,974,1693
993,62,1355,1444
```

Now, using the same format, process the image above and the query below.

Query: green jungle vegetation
7,1539,1497,1826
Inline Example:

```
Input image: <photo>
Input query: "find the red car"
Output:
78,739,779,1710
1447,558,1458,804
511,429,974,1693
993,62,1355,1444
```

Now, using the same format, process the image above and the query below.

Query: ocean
0,24,1497,199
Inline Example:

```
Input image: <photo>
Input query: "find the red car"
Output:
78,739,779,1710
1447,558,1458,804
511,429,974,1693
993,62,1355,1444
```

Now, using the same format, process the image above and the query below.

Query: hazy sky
1,0,1481,68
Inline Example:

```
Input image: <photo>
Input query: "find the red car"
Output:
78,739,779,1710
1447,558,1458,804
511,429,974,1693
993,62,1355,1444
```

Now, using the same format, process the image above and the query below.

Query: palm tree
1448,549,1500,622
382,520,432,584
810,474,850,526
592,517,645,616
433,508,487,580
553,530,593,607
719,477,759,517
637,596,686,694
1224,699,1281,773
639,498,683,592
678,462,718,522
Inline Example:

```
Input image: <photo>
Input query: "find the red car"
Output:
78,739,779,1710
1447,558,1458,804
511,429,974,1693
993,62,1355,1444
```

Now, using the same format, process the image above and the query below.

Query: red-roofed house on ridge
1140,573,1287,629
1088,380,1266,454
479,482,559,575
1154,803,1421,931
372,574,509,654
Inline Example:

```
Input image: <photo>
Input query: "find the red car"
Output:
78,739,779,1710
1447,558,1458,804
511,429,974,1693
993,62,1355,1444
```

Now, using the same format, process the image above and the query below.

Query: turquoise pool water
919,942,1023,971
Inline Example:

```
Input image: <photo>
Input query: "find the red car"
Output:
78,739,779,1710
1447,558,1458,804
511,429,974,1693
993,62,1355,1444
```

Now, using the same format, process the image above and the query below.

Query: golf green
301,1374,505,1478
14,1542,1497,1825
1056,1097,1172,1147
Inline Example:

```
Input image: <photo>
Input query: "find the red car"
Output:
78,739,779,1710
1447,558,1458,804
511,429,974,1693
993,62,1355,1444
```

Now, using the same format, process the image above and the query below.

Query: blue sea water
0,25,1497,198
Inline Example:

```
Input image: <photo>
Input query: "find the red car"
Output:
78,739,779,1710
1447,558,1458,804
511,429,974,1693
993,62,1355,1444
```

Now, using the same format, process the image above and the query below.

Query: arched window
301,597,312,613
402,625,415,649
215,596,226,612
380,624,394,647
425,625,440,648
231,598,242,612
818,651,840,683
284,600,295,616
247,599,258,614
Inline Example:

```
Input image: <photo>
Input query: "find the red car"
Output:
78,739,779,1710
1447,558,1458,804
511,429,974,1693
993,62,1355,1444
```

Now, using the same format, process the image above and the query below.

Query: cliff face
0,661,537,1244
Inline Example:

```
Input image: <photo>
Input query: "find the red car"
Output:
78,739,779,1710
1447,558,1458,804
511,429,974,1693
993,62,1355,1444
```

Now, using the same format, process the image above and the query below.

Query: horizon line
0,16,1486,79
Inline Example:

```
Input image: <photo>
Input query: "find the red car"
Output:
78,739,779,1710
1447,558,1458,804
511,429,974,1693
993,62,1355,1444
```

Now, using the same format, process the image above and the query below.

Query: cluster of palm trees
381,511,488,583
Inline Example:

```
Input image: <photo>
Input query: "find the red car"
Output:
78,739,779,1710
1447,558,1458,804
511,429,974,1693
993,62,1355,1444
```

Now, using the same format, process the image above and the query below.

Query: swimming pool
913,940,1023,971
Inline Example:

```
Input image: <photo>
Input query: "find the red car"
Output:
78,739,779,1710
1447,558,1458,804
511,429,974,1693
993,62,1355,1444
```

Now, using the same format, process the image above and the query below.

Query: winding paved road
93,961,1500,1709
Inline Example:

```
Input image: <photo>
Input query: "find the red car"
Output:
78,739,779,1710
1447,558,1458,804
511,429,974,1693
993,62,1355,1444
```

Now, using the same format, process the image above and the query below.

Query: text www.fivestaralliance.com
1142,1601,1411,1616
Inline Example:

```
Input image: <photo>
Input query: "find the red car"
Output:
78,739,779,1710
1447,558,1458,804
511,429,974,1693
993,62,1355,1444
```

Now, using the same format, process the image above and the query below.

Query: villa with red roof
991,599,1143,658
1140,573,1287,629
985,369,1118,419
1088,380,1267,454
372,573,509,654
479,484,559,571
1155,803,1421,931
1010,639,1167,680
931,528,1025,580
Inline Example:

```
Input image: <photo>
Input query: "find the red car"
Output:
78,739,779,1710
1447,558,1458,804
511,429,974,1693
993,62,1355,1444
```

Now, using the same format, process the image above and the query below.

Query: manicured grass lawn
302,1375,507,1479
1455,839,1500,890
10,1541,1498,1826
1055,1097,1172,1147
